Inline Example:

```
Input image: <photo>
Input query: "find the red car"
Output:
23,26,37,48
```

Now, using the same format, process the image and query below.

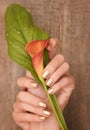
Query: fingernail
31,82,37,88
42,70,49,79
46,78,53,86
48,88,53,94
39,116,45,120
43,110,51,116
38,102,46,108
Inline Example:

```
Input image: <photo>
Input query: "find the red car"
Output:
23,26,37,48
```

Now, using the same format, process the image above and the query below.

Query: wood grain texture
0,0,90,130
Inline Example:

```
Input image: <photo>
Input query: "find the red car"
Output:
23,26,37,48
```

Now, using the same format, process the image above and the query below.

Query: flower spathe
25,40,49,79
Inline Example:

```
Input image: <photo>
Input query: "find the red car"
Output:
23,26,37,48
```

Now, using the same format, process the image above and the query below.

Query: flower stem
41,79,68,130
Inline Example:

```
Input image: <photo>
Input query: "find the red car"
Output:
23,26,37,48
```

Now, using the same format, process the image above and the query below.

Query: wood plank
0,0,90,130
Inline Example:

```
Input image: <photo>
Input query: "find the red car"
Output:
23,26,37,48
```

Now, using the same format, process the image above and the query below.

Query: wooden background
0,0,90,130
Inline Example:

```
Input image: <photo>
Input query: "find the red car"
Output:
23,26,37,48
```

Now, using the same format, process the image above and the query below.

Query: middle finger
46,62,70,86
16,91,47,108
14,101,51,117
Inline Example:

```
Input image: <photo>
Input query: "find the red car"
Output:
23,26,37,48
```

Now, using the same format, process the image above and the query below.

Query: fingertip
48,88,54,94
17,78,22,87
17,78,25,90
39,116,46,120
26,71,34,79
47,38,59,50
42,70,50,79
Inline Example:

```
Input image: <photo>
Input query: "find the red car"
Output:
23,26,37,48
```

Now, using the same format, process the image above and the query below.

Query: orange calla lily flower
25,40,49,79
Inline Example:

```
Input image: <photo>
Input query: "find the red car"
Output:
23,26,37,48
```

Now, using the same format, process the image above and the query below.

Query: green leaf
5,4,34,32
5,4,49,83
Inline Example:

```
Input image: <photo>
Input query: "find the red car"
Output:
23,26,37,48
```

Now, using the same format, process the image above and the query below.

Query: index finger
46,38,59,59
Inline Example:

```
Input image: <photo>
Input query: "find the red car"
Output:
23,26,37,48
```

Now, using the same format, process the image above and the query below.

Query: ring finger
14,101,51,118
48,75,73,94
46,62,70,86
13,112,46,123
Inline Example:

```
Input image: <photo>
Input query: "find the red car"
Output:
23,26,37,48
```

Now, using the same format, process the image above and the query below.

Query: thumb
47,38,60,59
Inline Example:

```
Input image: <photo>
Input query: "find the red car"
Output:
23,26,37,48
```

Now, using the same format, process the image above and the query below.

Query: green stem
41,79,68,130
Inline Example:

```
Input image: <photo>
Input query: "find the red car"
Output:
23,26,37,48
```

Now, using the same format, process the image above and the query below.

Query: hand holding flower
12,39,75,130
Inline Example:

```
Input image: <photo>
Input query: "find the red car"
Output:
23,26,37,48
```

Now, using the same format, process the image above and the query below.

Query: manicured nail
46,78,53,86
39,116,46,120
31,82,37,88
42,70,49,78
38,102,46,108
43,110,51,116
48,88,53,94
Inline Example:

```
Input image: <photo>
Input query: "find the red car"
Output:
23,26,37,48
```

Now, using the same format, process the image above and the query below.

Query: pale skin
12,38,75,130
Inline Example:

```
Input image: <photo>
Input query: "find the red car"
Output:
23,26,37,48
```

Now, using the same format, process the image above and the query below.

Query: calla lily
25,40,49,79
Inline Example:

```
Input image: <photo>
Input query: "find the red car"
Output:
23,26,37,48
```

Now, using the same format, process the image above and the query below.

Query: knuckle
70,75,76,86
17,77,28,87
15,121,21,126
21,122,27,129
64,62,70,70
64,77,69,84
17,78,21,86
16,91,23,100
20,102,25,109
56,54,65,62
71,84,75,90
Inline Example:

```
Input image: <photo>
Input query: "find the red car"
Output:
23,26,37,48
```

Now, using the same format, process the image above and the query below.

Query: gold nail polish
43,110,51,116
38,102,46,108
42,70,49,78
46,78,53,86
31,82,37,88
39,116,45,120
48,88,53,94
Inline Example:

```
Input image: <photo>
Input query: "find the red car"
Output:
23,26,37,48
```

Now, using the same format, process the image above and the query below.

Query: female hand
12,38,75,130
